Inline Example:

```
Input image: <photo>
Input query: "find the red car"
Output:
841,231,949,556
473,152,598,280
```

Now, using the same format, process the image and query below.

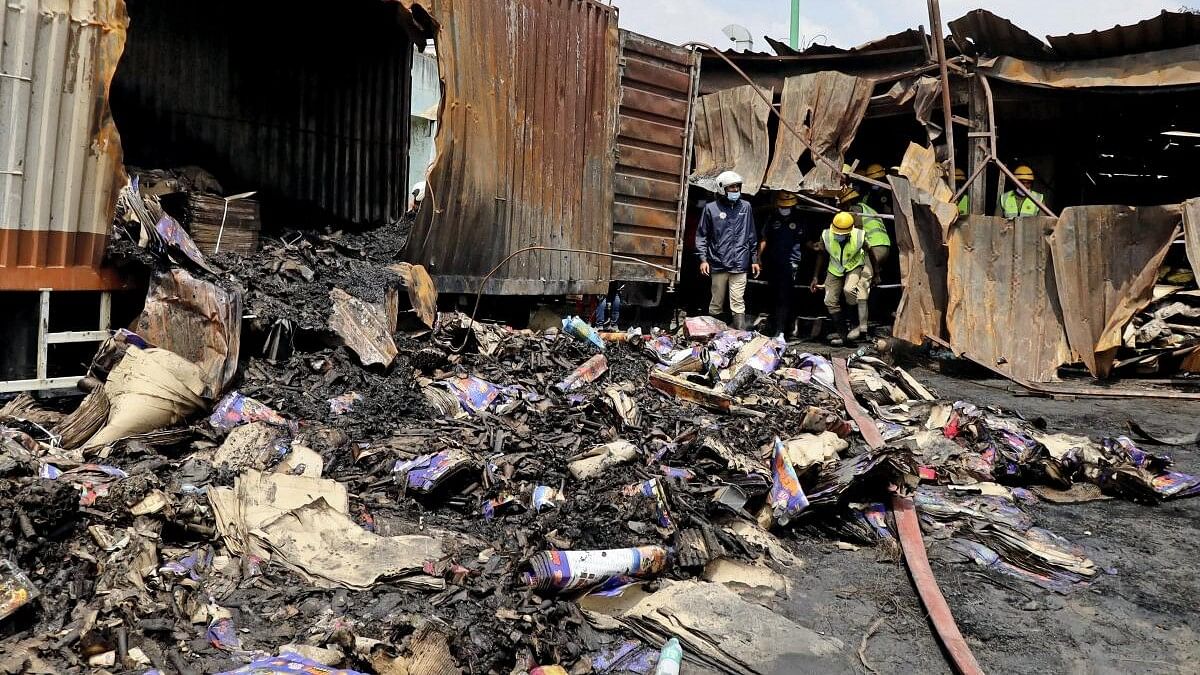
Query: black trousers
768,272,795,335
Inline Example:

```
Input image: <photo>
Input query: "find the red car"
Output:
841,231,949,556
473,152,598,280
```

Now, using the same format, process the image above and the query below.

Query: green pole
790,0,800,49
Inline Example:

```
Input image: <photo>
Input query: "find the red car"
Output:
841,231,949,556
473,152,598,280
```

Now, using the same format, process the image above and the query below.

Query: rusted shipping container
0,0,418,291
114,0,415,227
0,0,128,291
611,30,699,285
402,0,621,296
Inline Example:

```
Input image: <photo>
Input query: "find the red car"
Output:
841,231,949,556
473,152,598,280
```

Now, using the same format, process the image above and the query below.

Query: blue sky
609,1,1187,52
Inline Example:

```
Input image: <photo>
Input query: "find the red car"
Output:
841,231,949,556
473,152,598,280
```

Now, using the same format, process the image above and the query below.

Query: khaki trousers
824,264,872,312
709,272,748,315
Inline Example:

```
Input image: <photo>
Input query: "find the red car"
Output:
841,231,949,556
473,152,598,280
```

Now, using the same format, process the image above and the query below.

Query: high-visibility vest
856,202,891,248
1001,190,1045,218
958,195,970,216
822,228,867,278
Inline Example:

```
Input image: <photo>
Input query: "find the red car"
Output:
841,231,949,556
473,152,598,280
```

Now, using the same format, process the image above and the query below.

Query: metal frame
671,45,703,289
0,290,112,394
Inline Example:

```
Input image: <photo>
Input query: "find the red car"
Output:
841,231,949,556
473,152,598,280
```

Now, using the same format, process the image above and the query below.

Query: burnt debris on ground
3,188,1200,675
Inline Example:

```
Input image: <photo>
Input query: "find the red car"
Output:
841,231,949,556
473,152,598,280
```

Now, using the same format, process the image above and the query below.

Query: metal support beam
46,331,111,344
926,0,956,183
0,377,85,395
967,76,989,215
36,289,49,382
1,290,114,394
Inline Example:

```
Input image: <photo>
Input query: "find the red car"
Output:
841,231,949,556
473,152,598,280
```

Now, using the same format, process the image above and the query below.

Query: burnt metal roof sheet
1047,10,1200,60
948,9,1056,61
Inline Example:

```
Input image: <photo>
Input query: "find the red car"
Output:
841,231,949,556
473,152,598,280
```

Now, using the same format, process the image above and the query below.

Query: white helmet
716,171,744,190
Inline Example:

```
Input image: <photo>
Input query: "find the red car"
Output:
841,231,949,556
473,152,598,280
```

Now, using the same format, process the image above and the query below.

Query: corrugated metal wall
402,0,620,296
611,30,698,284
113,0,413,226
0,0,128,289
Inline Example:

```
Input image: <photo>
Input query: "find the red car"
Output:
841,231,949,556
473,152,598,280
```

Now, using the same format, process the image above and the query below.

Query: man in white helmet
696,171,760,329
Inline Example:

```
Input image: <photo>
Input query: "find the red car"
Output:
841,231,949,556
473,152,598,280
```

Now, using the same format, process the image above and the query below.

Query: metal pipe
951,161,987,203
926,0,957,183
683,42,891,191
795,190,895,221
790,0,801,50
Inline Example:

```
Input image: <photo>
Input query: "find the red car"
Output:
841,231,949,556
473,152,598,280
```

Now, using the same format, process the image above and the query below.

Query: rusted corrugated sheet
947,216,1071,383
0,0,128,290
889,177,947,344
896,142,958,234
611,30,698,284
979,46,1200,89
689,85,771,196
115,0,413,227
1049,205,1181,379
949,9,1055,60
402,0,620,296
763,72,873,196
1047,10,1200,60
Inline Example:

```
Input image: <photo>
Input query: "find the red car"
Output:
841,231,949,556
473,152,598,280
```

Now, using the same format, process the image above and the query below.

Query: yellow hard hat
839,186,861,205
954,168,966,182
832,211,855,234
1014,165,1035,181
776,191,799,207
864,164,887,180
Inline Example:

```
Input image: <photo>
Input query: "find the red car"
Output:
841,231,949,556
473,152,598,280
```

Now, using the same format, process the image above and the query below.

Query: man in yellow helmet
839,184,891,268
998,165,1046,218
954,168,970,216
810,211,879,345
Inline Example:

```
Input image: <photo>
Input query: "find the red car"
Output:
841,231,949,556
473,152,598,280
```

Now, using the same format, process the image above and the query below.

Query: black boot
827,311,845,346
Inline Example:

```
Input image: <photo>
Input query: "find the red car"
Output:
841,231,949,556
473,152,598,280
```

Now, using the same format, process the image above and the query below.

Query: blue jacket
759,209,807,275
696,197,758,274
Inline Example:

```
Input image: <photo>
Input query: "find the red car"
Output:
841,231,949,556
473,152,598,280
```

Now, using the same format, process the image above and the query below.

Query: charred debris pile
1,183,1199,674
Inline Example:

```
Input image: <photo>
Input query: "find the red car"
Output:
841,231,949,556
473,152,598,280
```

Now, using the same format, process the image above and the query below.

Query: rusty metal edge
892,494,987,675
671,46,702,287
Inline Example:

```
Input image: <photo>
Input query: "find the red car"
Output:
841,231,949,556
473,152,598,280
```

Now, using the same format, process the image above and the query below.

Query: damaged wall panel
889,177,948,344
113,0,414,227
1185,199,1200,280
402,0,620,296
947,216,1071,383
0,0,128,290
689,85,771,196
1049,205,1181,379
763,72,874,196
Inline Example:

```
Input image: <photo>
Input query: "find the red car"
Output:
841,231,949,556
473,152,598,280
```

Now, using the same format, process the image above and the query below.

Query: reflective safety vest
854,202,891,248
822,228,867,278
958,195,970,216
1001,190,1045,218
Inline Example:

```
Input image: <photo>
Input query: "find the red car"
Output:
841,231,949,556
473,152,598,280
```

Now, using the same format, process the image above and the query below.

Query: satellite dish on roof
722,24,754,52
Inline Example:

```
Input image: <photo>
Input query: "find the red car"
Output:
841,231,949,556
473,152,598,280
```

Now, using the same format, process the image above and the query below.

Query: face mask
778,207,792,216
835,234,850,244
726,191,741,202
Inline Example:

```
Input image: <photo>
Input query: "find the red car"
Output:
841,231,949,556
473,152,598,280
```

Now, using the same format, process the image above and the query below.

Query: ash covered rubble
2,192,1200,675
